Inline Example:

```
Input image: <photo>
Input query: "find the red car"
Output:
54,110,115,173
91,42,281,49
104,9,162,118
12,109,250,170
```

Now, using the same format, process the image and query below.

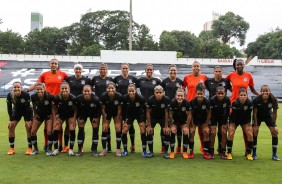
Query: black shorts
36,114,51,122
126,115,145,125
255,117,276,127
210,118,228,126
192,120,206,126
56,113,75,122
173,119,186,127
150,117,165,128
10,109,33,121
229,120,249,127
105,113,118,121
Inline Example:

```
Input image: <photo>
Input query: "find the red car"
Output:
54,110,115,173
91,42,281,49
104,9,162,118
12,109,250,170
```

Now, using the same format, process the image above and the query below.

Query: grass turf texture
0,98,281,183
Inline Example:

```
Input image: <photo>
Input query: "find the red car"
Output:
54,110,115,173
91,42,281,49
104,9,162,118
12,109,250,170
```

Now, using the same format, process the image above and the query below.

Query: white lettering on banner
11,69,36,77
217,59,233,63
1,78,33,90
258,60,274,64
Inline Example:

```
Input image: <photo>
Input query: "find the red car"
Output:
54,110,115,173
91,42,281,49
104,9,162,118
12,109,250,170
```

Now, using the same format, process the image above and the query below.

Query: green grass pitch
0,98,281,183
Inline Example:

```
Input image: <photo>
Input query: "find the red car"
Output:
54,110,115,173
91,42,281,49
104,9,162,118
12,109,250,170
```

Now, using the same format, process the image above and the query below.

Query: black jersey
205,78,231,99
253,95,279,119
31,93,54,118
114,75,137,95
65,75,91,96
210,95,230,123
161,77,183,100
122,93,146,120
136,77,161,101
190,97,210,124
146,95,170,119
75,93,101,117
170,98,191,123
230,98,253,124
6,91,31,118
100,92,123,116
53,94,76,117
91,76,114,98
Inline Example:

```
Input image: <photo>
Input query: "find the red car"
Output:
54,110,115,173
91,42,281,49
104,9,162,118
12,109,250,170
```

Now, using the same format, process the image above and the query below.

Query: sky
0,0,281,49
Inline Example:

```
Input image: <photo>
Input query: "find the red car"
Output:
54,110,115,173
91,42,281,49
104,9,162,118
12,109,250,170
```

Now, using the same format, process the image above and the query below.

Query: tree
133,24,159,51
212,12,250,46
245,28,282,59
80,44,104,56
0,30,24,54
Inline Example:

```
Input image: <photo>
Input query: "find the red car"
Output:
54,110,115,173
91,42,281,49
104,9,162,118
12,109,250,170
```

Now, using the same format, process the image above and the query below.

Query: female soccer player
28,58,68,152
183,61,208,154
92,63,114,152
51,82,77,156
227,88,254,161
209,86,230,159
99,82,123,157
121,84,147,157
226,59,259,156
114,63,138,152
189,83,211,159
75,85,101,156
63,63,91,153
7,81,33,155
170,88,191,159
146,85,171,158
252,85,280,161
161,64,183,154
30,82,54,155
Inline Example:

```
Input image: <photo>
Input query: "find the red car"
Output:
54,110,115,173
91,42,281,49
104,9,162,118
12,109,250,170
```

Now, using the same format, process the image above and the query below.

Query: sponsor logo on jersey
176,83,180,87
268,103,273,108
129,79,132,83
68,101,73,106
221,82,226,87
182,107,186,111
136,102,140,107
243,77,248,82
20,98,26,103
90,103,95,107
152,80,156,85
58,75,62,80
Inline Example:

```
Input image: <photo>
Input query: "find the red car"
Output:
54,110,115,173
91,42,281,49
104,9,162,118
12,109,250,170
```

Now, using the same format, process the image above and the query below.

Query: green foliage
212,12,250,46
0,30,24,54
80,44,104,56
133,24,159,51
246,28,282,59
177,52,183,58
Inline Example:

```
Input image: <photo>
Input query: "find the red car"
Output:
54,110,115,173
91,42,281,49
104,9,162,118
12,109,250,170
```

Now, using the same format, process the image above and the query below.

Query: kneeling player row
6,82,279,161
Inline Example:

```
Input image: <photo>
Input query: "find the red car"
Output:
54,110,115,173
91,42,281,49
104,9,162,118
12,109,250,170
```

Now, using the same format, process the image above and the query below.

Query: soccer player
114,63,138,153
7,82,33,155
99,82,123,157
92,63,114,152
28,58,68,152
226,59,259,155
227,88,254,161
75,85,101,156
183,61,208,154
121,84,147,157
170,88,191,159
209,86,230,159
51,82,77,156
146,85,171,158
161,64,183,154
30,82,54,155
252,85,280,161
189,83,211,159
63,63,91,153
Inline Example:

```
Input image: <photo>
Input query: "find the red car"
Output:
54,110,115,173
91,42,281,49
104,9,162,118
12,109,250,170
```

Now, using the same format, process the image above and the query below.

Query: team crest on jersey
244,106,248,110
200,79,203,83
129,79,133,83
20,98,25,103
136,102,140,107
221,82,226,87
243,77,248,82
90,103,95,107
106,80,110,84
202,105,206,110
176,83,180,87
268,103,273,108
58,75,62,80
182,107,186,111
223,103,227,108
161,104,165,108
114,100,119,105
81,80,85,85
44,101,49,105
68,101,73,106
152,80,156,85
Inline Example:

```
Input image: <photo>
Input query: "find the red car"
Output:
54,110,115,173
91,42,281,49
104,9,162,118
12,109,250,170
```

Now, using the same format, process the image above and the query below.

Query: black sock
177,128,182,147
189,141,194,151
64,134,69,147
31,135,38,150
217,125,222,150
141,133,146,152
9,137,15,148
69,130,75,150
210,148,215,154
101,132,107,150
227,140,233,154
170,133,175,152
116,132,121,150
160,130,165,147
272,136,278,155
247,141,253,154
129,126,135,146
92,128,99,151
164,134,170,152
53,130,59,149
107,127,111,146
253,136,257,154
204,141,210,153
47,134,53,151
122,133,128,151
77,127,84,151
147,134,154,153
183,134,189,152
27,137,32,149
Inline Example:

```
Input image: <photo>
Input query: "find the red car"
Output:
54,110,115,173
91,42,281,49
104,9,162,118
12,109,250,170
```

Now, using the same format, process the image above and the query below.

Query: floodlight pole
129,0,133,50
